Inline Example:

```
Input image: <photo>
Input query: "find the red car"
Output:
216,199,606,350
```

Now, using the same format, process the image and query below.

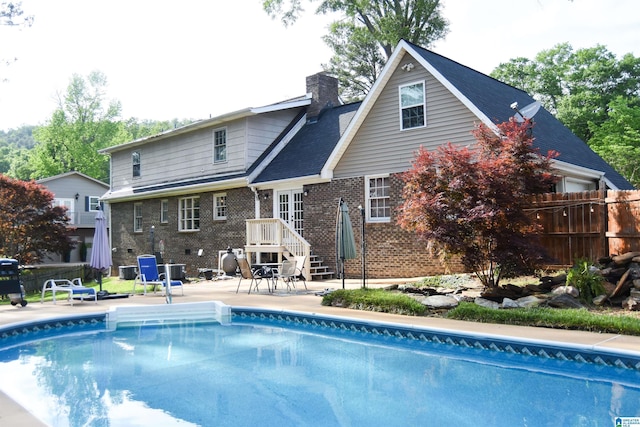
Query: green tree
491,43,640,143
588,97,640,187
0,174,74,264
29,71,125,181
397,119,558,288
263,0,449,100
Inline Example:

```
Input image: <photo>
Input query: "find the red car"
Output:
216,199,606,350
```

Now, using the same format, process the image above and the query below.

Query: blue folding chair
134,255,184,296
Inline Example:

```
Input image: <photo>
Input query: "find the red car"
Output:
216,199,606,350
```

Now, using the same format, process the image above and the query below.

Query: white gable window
366,175,390,222
213,128,227,163
399,81,426,130
133,203,143,232
214,193,227,220
179,196,200,231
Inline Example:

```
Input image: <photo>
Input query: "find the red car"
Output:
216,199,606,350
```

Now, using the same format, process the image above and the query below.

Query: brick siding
304,174,465,279
110,187,254,276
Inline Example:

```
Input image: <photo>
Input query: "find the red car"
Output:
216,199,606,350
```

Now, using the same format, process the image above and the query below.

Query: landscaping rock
516,295,544,308
546,293,585,309
593,295,608,306
501,298,519,309
622,297,640,311
551,285,579,298
474,297,500,310
420,295,458,309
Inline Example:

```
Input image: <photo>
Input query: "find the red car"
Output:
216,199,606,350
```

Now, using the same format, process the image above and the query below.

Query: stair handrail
246,218,311,280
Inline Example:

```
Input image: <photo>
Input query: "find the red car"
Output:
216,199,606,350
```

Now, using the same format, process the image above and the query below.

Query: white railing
245,218,312,280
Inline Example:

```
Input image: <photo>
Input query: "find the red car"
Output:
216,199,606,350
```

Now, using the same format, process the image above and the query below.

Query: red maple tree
0,174,75,264
397,119,558,288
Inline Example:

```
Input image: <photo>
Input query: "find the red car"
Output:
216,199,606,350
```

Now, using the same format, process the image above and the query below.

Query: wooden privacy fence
528,190,640,267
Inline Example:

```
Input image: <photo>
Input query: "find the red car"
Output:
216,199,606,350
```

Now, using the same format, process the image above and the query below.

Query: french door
276,189,304,236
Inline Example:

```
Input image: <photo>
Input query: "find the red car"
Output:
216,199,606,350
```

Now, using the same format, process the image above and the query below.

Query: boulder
516,295,544,308
474,297,500,310
546,293,585,309
592,294,608,306
551,285,579,298
622,297,640,311
501,298,520,309
420,295,459,309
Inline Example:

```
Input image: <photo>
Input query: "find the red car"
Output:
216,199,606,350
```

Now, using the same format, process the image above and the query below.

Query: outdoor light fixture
303,187,309,196
75,193,79,200
401,62,414,72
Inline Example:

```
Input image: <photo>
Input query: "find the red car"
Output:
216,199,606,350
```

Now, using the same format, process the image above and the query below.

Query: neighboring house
37,171,110,264
100,40,632,280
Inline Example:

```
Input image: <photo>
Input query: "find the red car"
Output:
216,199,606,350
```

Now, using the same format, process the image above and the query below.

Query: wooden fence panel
529,190,606,267
606,190,640,254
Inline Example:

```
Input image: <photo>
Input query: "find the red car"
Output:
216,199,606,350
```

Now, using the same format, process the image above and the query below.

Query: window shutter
85,196,89,212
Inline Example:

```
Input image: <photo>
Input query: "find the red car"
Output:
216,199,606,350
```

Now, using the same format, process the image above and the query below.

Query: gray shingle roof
406,41,632,189
253,102,361,183
254,41,632,189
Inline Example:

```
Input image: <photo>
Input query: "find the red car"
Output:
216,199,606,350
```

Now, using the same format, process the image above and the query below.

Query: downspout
251,187,260,219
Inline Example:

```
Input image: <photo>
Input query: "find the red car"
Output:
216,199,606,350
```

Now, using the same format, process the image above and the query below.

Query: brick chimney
306,73,340,122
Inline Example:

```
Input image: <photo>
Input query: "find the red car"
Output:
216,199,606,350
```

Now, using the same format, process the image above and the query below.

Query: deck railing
245,218,312,280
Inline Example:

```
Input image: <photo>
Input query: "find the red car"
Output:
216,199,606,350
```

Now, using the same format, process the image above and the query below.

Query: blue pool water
0,309,639,427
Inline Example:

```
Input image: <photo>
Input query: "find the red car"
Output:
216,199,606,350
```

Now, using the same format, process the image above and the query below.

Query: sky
0,0,639,131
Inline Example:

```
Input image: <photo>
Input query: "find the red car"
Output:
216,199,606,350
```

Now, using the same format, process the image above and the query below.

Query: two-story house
37,171,110,263
100,40,632,280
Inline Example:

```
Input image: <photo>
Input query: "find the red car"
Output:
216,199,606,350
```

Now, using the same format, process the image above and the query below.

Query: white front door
276,189,304,236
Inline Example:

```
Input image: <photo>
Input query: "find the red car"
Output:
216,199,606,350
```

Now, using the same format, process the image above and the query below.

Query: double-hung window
366,175,390,222
213,128,226,163
160,199,169,224
88,196,101,211
214,193,227,220
132,151,141,177
133,203,143,232
399,81,426,130
179,196,200,231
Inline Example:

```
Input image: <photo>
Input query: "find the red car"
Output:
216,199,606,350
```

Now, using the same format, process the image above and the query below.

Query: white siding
334,54,479,178
246,110,298,164
109,110,299,193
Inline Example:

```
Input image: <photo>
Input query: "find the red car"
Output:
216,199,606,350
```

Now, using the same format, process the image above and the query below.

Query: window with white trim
366,175,391,222
214,193,227,220
179,196,200,231
160,199,169,223
88,196,101,212
132,151,141,177
399,81,426,130
133,203,143,232
213,128,226,163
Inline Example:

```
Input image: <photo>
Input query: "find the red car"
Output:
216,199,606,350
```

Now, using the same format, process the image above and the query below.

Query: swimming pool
0,303,639,426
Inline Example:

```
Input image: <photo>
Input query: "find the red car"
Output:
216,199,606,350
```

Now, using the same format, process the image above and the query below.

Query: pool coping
2,303,639,372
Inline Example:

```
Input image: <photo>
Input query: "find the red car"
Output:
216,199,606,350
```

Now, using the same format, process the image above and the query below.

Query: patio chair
273,259,298,291
134,254,184,296
41,278,97,305
236,258,271,294
292,256,308,290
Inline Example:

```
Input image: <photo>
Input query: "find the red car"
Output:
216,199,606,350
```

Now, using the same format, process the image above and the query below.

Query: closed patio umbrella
336,198,357,289
89,208,112,295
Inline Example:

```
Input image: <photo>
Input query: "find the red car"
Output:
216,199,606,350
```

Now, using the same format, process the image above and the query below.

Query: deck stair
309,254,334,280
283,251,334,281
